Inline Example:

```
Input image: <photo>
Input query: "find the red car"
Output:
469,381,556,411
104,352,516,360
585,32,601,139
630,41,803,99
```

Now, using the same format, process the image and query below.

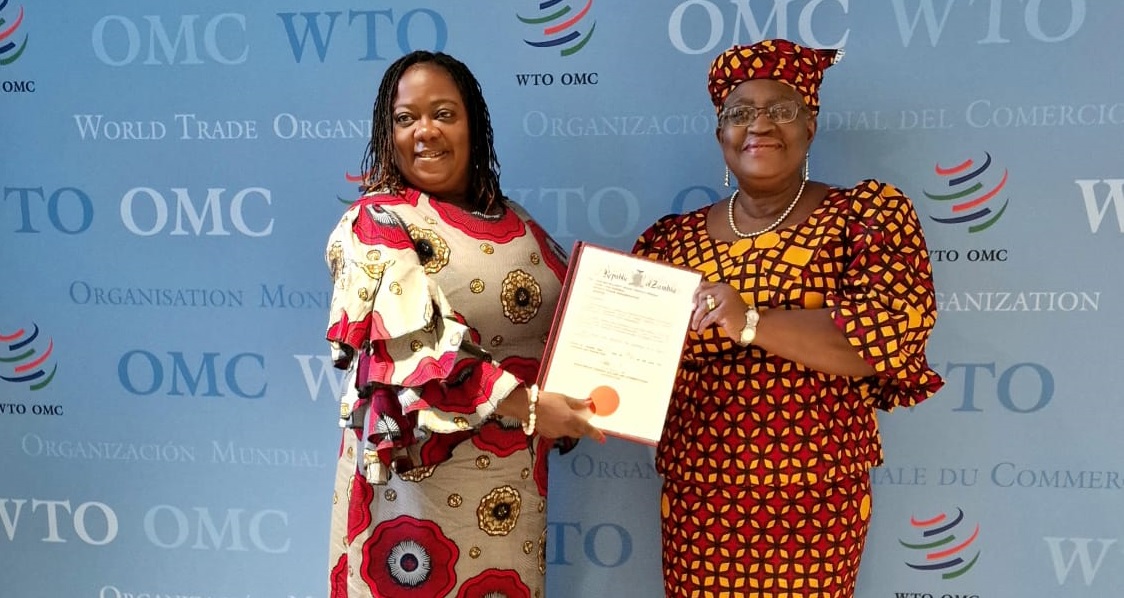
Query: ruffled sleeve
826,180,944,411
325,196,522,434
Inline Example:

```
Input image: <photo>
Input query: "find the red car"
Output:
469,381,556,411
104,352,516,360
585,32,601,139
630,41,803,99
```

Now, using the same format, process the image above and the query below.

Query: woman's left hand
692,281,749,342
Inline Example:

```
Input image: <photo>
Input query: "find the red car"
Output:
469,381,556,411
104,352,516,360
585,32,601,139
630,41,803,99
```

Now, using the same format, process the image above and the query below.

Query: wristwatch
737,308,760,346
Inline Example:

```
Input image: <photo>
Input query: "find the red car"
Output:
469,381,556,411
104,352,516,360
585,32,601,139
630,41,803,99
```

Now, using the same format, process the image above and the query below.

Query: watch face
739,309,759,345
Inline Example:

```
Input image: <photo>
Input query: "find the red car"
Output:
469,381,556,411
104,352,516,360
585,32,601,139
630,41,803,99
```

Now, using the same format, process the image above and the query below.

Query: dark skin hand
495,386,607,443
691,281,876,377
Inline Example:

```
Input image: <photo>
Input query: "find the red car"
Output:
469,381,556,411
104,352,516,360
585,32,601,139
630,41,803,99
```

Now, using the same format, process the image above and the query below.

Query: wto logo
0,323,58,391
924,151,1010,233
337,170,367,203
0,0,28,65
517,0,596,56
900,508,981,580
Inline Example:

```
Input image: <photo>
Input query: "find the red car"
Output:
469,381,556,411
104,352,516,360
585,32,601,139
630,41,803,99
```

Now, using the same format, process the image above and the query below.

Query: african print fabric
324,188,567,597
633,180,944,597
661,473,870,596
707,38,841,114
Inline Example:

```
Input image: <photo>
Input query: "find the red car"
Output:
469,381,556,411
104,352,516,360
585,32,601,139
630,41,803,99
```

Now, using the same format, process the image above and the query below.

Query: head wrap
707,39,842,115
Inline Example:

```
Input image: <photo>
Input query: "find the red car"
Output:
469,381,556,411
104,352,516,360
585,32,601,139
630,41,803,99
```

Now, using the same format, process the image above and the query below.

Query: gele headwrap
707,39,843,114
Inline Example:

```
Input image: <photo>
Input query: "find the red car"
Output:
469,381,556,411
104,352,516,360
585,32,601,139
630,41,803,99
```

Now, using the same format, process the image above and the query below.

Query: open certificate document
539,243,701,445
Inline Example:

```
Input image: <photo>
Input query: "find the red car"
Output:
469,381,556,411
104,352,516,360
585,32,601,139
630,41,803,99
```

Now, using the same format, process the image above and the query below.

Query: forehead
394,63,464,105
723,79,801,106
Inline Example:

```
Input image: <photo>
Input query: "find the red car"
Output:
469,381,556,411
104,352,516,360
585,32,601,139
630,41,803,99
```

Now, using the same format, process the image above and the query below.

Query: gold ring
705,295,716,311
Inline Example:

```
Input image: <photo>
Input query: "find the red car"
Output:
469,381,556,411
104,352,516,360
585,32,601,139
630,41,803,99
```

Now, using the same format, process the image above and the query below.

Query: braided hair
359,51,502,212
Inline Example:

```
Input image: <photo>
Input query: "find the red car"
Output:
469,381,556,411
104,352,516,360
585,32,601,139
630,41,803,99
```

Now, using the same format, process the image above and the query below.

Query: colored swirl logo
924,151,1010,233
0,323,57,390
517,0,596,56
337,170,370,203
900,508,981,580
0,0,28,66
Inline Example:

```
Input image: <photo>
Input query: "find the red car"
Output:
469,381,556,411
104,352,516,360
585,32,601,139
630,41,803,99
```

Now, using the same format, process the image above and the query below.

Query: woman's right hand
534,390,606,443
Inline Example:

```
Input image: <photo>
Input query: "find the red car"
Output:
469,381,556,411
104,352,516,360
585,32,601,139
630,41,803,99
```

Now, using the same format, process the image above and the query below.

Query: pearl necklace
726,178,807,238
471,208,504,221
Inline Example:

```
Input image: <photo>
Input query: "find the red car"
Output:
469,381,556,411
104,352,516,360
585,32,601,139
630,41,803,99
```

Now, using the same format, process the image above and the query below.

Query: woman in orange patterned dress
632,39,945,597
323,51,603,598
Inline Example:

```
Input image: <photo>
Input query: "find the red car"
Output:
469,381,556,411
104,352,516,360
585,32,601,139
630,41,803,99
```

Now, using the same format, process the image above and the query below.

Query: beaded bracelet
522,384,539,435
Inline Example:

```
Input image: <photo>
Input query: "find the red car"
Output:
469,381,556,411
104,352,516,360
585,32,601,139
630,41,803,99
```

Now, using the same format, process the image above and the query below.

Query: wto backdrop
2,1,1121,597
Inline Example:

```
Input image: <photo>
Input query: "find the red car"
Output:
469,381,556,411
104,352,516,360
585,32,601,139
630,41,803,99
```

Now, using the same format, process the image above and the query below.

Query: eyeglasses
718,100,804,126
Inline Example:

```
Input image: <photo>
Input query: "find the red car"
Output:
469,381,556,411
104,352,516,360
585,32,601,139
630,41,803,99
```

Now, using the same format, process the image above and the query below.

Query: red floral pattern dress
324,188,568,598
632,180,944,597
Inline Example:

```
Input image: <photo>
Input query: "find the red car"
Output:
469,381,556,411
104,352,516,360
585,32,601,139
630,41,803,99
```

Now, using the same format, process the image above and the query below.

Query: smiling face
390,63,472,203
716,78,816,191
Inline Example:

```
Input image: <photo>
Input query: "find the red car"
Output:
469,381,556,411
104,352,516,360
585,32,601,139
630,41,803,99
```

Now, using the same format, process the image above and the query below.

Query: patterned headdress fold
707,39,842,115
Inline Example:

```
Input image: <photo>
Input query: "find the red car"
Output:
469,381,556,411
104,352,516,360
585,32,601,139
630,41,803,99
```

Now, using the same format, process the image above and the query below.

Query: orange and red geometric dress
324,188,570,598
632,180,944,597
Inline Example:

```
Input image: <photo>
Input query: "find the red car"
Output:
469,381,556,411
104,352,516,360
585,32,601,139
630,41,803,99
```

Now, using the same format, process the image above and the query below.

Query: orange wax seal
588,386,620,416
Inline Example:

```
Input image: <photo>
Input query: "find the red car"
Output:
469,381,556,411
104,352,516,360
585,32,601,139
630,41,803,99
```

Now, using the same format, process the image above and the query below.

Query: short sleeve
826,180,944,410
325,197,521,433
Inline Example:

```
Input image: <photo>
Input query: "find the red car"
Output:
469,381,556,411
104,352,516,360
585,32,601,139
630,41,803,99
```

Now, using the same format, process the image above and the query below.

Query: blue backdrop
3,1,1122,597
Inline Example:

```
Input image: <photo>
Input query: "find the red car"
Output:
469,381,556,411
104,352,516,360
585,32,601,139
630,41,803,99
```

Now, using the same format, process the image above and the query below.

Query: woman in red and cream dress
324,50,602,598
